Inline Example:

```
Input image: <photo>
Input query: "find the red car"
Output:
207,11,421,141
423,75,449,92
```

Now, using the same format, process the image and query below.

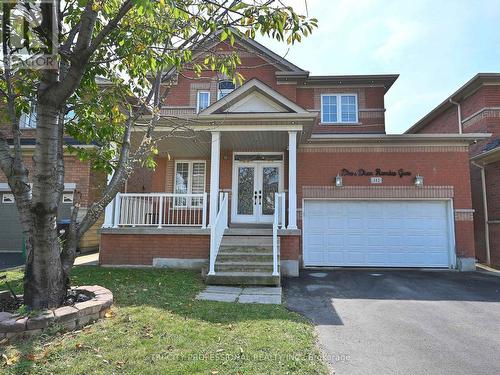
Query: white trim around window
320,93,358,124
196,91,211,113
174,160,206,207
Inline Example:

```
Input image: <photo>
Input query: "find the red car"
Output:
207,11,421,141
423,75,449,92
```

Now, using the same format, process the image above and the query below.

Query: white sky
258,0,500,133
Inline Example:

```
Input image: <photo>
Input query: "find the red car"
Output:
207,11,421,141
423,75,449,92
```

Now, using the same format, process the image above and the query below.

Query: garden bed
0,286,113,342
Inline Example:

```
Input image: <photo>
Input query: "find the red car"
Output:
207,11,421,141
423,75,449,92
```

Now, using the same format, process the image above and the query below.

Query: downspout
471,161,491,265
449,98,463,134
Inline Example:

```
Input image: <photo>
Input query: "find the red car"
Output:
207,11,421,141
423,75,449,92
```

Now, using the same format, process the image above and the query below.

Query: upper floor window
321,94,358,124
217,80,235,100
197,91,210,113
19,105,76,129
19,103,37,129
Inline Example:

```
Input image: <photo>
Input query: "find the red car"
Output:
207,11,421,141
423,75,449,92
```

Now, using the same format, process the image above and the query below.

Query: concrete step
225,228,272,236
218,246,272,254
206,272,280,286
221,236,273,247
215,261,275,273
216,252,275,262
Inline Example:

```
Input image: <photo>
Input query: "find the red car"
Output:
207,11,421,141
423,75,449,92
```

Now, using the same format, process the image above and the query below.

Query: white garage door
303,200,453,268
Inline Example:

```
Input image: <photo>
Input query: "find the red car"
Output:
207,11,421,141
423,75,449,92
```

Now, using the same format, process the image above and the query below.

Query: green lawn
1,267,328,374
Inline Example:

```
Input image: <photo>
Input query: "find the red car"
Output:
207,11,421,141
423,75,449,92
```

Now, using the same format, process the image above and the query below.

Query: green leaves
3,0,317,174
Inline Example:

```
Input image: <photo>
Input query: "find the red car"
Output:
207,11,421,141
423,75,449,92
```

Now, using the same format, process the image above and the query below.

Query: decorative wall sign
341,168,412,178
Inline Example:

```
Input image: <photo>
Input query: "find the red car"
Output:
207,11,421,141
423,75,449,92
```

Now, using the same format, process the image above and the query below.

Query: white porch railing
208,192,229,275
273,192,286,276
112,192,208,228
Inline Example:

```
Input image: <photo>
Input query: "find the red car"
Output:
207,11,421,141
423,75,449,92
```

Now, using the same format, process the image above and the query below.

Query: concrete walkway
74,252,99,266
196,286,282,304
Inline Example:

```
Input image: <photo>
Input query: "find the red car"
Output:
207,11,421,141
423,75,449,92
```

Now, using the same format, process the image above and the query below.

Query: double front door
232,160,283,224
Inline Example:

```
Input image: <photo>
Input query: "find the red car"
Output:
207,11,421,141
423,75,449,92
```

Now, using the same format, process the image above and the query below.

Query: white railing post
103,197,115,228
208,192,228,276
201,192,208,228
113,192,121,228
157,195,164,228
102,169,115,228
272,192,280,276
281,192,286,229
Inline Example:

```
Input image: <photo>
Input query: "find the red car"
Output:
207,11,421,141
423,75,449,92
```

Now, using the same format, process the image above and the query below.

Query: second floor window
19,103,37,129
19,105,76,129
217,80,235,100
321,94,358,124
197,91,210,113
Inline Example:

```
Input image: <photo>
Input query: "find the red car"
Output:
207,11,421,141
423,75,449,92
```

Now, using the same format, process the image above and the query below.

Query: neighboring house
94,35,487,283
0,125,105,256
406,73,500,268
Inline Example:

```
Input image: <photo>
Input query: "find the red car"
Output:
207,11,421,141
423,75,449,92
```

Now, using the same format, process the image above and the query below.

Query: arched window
217,80,235,100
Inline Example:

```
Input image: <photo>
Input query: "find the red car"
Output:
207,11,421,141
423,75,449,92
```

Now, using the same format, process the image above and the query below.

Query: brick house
0,126,106,256
96,34,489,284
406,73,500,268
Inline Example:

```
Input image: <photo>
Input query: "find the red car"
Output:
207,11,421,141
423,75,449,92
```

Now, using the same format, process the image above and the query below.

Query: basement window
2,193,14,204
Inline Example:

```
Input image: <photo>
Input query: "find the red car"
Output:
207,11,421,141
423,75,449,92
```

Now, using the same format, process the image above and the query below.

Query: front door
232,160,282,224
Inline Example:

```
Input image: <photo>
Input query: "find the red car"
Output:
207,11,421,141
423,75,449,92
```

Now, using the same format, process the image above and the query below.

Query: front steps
206,235,280,286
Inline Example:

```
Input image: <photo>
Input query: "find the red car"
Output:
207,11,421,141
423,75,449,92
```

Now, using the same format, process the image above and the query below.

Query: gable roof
203,28,306,74
199,78,309,115
406,73,500,134
161,28,307,81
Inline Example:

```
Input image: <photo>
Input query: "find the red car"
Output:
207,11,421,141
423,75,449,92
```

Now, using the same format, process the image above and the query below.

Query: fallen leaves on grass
2,352,20,366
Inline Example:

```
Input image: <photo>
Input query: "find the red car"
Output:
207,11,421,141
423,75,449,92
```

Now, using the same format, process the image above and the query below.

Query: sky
258,0,500,134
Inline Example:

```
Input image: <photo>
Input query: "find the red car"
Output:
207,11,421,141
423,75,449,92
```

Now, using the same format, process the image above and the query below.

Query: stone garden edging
0,285,113,342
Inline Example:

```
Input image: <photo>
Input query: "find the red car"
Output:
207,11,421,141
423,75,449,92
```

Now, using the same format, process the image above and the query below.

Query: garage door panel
304,200,451,268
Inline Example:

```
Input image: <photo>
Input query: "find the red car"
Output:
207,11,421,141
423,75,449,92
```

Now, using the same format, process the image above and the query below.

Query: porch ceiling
132,130,302,158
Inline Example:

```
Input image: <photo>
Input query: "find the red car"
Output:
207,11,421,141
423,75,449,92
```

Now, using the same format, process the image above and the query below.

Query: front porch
100,130,305,281
100,78,316,282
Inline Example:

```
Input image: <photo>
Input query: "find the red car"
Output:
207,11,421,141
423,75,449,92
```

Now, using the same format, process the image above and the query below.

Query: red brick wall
418,105,460,134
413,83,500,266
162,42,387,135
99,234,210,265
0,155,94,206
297,150,473,209
297,148,475,258
280,236,300,260
416,85,500,155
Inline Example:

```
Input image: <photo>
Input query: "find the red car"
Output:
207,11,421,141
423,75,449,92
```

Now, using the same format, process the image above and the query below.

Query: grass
1,267,329,375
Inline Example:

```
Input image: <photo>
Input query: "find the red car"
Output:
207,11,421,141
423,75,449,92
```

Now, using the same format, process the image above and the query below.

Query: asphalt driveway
284,270,500,375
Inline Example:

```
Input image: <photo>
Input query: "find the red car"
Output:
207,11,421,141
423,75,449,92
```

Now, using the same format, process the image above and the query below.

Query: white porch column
288,131,298,229
209,131,221,226
102,172,115,228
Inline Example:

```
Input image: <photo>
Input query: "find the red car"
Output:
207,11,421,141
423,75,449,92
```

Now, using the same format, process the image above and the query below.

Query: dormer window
217,80,235,100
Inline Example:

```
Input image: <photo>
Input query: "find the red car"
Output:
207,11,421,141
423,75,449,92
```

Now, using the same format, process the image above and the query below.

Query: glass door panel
261,166,279,216
237,166,255,216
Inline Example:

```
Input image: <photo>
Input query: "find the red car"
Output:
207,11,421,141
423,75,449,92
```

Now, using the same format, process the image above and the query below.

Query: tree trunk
23,99,66,309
